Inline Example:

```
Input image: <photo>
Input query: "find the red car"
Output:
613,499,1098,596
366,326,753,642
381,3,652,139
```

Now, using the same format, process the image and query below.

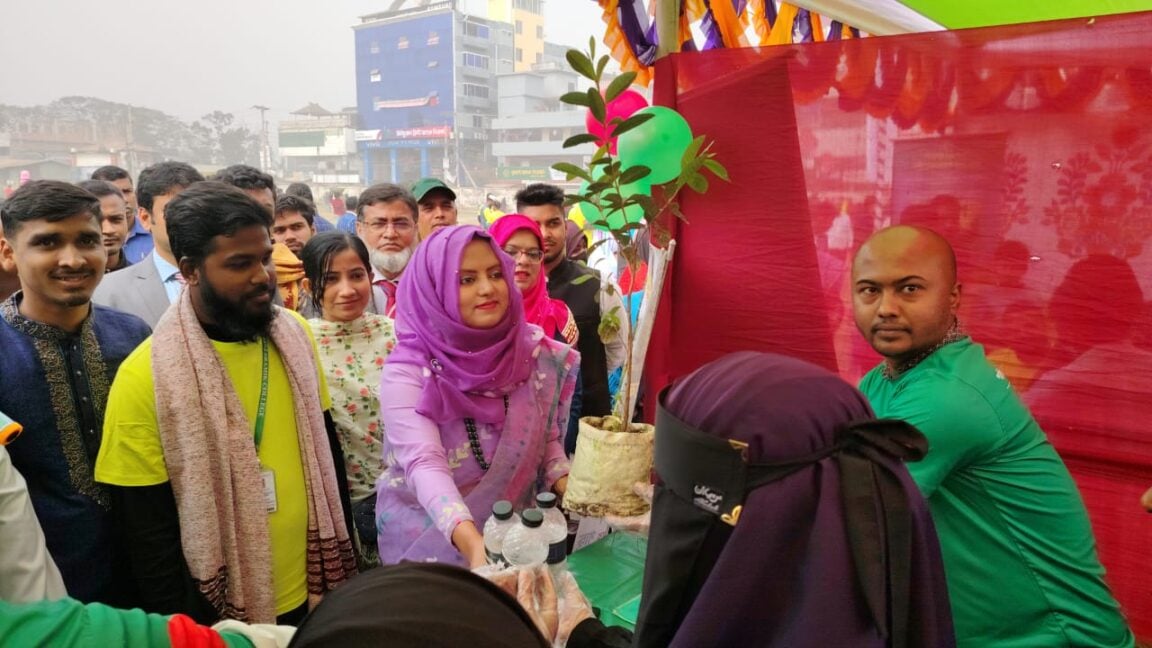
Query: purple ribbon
616,0,660,65
698,0,725,50
795,8,814,42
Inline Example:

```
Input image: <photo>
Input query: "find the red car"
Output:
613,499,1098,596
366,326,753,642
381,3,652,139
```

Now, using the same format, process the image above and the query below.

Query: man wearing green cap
410,177,459,240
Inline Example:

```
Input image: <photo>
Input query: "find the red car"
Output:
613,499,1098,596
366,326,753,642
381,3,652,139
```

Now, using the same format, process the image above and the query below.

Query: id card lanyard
255,338,277,513
253,337,269,450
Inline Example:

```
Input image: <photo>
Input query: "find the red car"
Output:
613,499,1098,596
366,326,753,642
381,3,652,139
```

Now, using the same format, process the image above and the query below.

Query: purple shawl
388,225,536,424
635,352,954,648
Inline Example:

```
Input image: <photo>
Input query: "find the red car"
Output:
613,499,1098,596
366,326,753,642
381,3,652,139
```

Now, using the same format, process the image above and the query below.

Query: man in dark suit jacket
93,162,204,327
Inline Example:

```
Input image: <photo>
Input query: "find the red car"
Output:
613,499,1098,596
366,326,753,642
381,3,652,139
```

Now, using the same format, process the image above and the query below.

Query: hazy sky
0,0,604,129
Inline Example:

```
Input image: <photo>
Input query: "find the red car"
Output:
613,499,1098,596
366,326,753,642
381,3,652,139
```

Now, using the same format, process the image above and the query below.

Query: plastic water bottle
536,492,568,577
502,508,549,567
483,500,519,565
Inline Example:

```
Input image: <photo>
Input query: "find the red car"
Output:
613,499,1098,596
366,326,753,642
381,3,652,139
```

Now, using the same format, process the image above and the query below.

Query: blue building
354,1,513,185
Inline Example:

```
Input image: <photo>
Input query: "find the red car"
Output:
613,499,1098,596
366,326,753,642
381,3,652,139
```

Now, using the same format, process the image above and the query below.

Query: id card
261,468,278,513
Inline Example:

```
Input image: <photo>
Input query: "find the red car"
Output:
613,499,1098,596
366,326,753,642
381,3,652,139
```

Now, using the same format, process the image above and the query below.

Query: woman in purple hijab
375,225,579,568
570,351,954,648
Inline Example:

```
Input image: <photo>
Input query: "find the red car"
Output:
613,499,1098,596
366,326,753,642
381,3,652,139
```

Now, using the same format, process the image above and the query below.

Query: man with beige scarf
95,182,356,626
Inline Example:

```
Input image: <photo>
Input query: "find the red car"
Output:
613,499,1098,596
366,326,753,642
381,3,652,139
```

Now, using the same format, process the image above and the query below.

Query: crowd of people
0,162,1136,647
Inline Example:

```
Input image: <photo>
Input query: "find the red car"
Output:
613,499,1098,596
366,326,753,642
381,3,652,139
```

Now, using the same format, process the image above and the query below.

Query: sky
0,0,604,129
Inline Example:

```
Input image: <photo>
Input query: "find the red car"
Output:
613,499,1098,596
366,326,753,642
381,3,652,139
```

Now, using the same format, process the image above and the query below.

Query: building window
397,36,409,50
463,83,490,99
535,53,542,64
427,31,440,45
473,115,486,128
463,52,489,69
536,25,543,38
515,20,523,34
516,48,523,62
369,69,381,83
464,22,490,39
369,41,379,54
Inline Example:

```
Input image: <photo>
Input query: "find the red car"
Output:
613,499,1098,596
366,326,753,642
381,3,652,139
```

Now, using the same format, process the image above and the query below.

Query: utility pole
252,105,271,172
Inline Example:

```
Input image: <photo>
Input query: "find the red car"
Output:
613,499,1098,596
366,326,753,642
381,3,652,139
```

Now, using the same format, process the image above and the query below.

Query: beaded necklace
463,395,509,472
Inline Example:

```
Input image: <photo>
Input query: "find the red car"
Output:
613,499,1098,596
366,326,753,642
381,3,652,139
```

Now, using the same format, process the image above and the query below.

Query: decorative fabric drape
645,11,1152,640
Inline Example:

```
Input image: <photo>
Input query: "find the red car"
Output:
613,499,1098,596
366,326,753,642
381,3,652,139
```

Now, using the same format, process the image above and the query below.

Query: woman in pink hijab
489,214,579,346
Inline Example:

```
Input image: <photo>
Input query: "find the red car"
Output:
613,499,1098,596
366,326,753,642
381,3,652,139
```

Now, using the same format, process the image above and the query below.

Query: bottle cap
535,492,557,509
492,500,514,520
521,508,544,528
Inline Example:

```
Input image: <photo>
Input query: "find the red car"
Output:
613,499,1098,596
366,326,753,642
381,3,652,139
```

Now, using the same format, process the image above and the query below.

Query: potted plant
555,40,728,517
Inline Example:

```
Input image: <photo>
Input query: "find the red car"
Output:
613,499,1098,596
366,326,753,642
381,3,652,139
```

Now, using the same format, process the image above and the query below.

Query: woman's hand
451,520,488,569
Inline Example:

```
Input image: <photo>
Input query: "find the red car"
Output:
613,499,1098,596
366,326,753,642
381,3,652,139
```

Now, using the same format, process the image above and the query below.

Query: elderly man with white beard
353,184,420,319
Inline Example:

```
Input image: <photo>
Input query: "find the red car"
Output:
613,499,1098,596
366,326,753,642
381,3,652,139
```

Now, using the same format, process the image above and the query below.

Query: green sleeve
881,371,1004,497
0,598,170,647
0,598,257,648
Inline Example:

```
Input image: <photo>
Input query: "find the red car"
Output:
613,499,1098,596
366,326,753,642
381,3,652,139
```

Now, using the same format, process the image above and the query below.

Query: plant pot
563,416,655,517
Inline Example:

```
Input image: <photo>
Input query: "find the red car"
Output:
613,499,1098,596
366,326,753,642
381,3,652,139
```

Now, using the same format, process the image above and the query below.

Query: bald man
852,226,1131,647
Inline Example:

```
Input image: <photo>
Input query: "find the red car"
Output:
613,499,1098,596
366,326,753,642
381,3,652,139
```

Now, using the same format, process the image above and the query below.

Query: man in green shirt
852,225,1131,647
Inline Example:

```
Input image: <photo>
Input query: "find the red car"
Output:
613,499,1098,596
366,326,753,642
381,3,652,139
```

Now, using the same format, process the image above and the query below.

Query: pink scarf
489,214,576,343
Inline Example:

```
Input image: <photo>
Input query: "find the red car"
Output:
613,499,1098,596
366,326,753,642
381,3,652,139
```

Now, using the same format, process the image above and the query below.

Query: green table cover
567,532,648,631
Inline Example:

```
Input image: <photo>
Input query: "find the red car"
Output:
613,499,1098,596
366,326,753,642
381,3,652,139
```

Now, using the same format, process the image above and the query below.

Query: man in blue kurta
852,225,1131,647
0,180,151,604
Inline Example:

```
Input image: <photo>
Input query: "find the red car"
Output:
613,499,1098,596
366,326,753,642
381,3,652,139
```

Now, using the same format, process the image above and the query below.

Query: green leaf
604,71,638,103
586,238,612,255
587,88,606,123
681,135,706,167
563,133,600,148
669,201,688,223
620,221,647,232
618,165,652,186
587,180,612,194
702,158,730,182
685,173,708,193
596,56,610,81
629,194,657,215
567,49,597,81
570,273,596,286
551,162,592,182
590,155,611,168
609,112,654,139
559,91,592,107
588,37,596,59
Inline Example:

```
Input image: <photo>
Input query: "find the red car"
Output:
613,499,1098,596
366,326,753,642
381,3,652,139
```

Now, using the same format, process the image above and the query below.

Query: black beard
198,279,276,343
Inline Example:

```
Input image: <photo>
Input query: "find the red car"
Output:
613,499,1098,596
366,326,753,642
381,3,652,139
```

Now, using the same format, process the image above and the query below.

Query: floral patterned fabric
308,314,396,502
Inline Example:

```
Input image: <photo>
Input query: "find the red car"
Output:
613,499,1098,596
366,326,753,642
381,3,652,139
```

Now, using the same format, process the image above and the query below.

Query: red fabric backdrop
646,11,1152,639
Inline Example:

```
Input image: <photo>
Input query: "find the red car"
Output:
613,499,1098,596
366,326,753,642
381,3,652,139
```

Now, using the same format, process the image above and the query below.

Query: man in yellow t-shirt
95,182,353,626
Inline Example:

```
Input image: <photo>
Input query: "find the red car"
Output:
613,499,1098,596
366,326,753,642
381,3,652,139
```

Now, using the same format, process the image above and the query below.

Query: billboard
355,12,456,134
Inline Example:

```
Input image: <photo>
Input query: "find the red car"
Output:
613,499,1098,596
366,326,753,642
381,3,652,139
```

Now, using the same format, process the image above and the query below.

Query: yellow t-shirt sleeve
95,338,170,486
284,309,331,412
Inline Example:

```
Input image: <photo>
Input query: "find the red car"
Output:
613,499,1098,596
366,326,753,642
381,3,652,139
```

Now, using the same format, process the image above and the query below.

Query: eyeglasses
503,246,544,263
361,218,414,233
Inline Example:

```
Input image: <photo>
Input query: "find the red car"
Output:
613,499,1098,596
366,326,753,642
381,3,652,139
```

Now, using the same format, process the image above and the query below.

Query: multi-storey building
353,0,512,185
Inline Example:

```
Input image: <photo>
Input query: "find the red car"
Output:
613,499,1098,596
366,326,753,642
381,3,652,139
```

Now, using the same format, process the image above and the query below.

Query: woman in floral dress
301,231,396,567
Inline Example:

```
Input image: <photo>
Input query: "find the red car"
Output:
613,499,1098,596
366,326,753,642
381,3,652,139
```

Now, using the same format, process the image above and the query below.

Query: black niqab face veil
633,352,955,648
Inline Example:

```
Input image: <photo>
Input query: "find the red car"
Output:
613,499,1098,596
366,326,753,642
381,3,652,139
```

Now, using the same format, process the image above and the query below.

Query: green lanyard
253,337,269,450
